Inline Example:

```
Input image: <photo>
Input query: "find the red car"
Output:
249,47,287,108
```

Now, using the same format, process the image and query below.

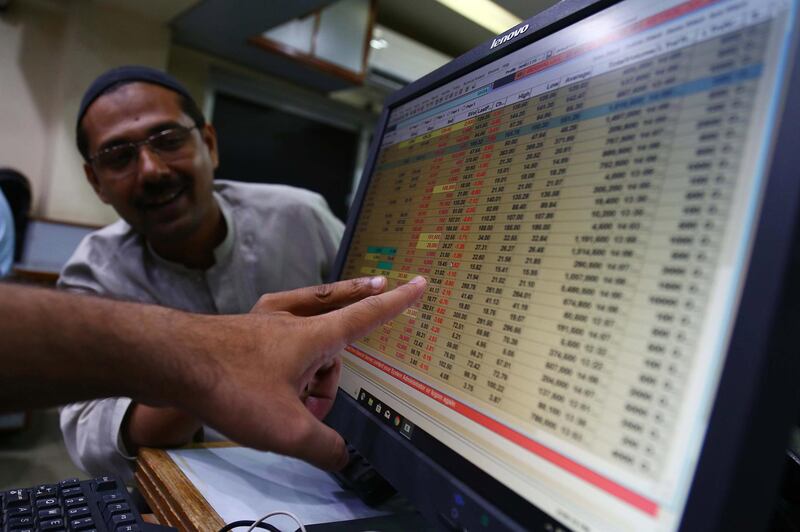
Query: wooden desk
135,444,412,531
10,266,59,286
135,445,228,531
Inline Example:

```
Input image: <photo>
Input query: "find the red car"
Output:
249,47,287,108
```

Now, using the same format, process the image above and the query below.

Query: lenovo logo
491,24,530,49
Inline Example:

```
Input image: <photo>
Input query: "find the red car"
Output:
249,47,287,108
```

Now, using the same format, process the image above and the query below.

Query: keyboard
0,476,176,532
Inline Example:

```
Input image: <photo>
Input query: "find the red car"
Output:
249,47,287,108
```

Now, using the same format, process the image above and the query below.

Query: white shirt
57,180,344,480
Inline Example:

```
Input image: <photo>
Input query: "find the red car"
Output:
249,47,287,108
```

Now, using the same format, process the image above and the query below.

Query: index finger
319,276,427,346
252,276,387,316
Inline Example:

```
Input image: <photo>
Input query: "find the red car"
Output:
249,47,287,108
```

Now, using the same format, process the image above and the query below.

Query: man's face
81,82,219,243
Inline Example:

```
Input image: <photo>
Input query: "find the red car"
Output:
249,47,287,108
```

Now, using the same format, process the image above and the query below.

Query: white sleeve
59,398,137,483
309,194,345,279
57,249,109,297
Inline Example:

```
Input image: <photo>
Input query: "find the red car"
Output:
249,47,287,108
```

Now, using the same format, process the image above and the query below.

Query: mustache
133,176,189,208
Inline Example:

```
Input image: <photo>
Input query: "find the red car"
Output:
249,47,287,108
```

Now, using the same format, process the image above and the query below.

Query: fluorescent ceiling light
435,0,522,34
370,38,389,49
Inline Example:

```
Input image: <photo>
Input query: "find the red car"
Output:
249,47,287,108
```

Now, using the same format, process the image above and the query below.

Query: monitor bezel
328,0,800,529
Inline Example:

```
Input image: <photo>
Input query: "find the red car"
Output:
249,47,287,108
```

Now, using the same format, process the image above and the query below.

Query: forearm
123,404,202,452
0,276,425,469
0,284,218,410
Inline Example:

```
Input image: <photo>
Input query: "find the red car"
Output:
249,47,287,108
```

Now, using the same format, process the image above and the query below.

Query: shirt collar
213,191,235,264
145,190,235,272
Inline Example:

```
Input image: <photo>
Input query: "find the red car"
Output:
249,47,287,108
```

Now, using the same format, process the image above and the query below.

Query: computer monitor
326,0,800,529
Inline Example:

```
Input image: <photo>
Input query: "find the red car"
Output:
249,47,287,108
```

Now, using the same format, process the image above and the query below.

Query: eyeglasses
88,125,198,178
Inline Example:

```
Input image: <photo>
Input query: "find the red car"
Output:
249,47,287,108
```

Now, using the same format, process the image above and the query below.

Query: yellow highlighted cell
415,232,441,250
433,183,458,194
395,121,468,149
360,267,414,281
418,232,441,242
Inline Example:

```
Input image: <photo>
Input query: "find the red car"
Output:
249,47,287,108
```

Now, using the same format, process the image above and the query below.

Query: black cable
218,520,281,532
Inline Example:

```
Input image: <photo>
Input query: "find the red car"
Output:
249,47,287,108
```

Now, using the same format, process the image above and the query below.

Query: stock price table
342,22,767,480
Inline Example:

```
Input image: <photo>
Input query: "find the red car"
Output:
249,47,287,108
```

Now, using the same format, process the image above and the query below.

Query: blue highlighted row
367,246,397,255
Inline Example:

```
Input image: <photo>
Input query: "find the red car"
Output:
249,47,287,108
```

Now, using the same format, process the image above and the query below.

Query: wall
0,0,170,225
0,0,375,227
0,0,66,217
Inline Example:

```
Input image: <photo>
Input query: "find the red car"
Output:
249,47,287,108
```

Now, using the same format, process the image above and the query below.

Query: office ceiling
168,0,561,92
171,0,346,91
97,0,196,23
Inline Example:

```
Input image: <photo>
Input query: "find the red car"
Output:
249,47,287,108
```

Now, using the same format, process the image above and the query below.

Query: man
1,277,427,471
59,66,345,478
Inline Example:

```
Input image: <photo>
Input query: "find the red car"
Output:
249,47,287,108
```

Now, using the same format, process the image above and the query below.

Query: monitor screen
333,0,799,529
